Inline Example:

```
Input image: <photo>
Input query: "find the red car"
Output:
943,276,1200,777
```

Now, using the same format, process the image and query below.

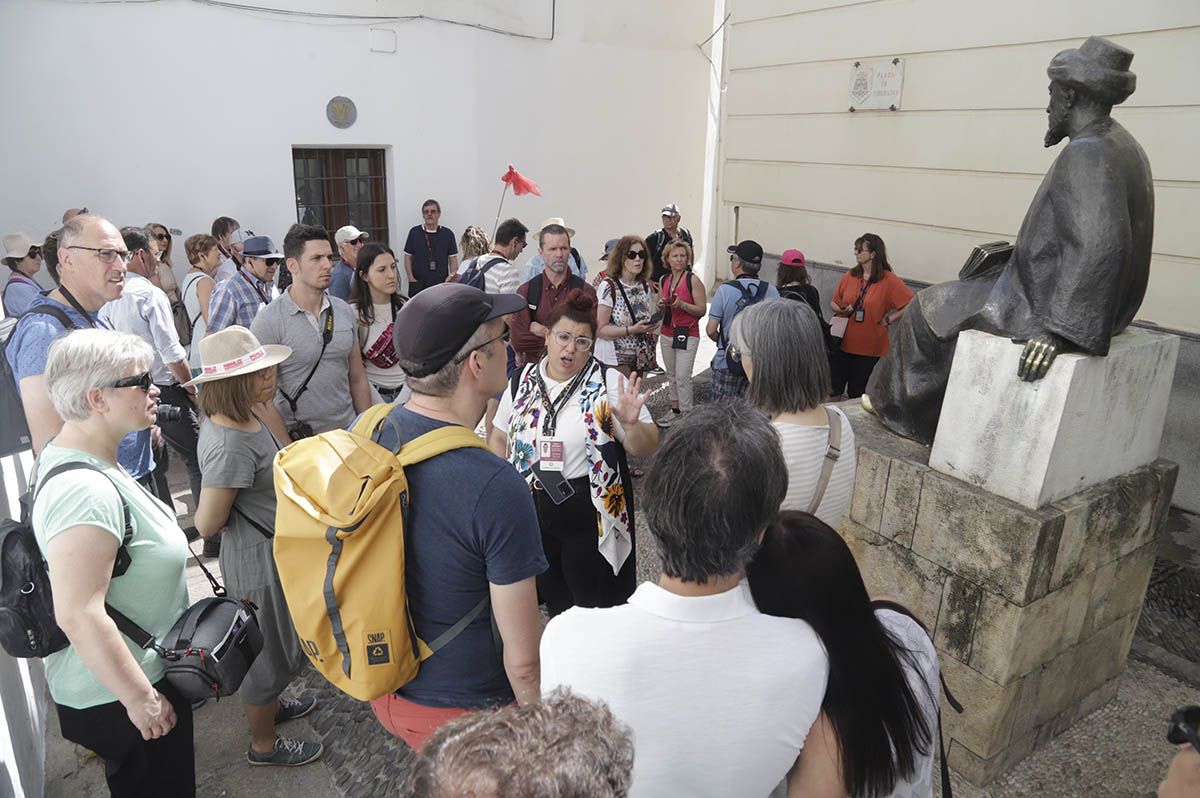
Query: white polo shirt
541,580,828,797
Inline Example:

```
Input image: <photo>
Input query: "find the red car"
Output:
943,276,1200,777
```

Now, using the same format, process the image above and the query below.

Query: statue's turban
1048,36,1136,106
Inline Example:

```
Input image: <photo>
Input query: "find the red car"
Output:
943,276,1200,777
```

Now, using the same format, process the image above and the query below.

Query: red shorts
369,693,470,750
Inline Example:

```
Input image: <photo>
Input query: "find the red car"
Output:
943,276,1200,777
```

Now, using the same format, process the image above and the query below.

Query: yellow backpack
272,404,487,701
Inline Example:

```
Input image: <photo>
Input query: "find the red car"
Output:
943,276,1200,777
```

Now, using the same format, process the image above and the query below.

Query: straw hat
184,325,291,386
536,217,576,238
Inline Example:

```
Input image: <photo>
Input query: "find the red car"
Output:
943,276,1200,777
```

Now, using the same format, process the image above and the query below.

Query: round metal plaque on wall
326,96,357,129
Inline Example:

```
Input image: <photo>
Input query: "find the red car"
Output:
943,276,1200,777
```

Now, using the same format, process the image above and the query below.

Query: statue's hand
1017,333,1065,382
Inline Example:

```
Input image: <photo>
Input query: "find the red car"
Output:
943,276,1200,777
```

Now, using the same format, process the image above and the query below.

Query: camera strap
279,305,334,414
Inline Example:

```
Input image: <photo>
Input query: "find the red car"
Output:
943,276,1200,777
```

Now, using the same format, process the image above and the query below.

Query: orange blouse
832,270,915,357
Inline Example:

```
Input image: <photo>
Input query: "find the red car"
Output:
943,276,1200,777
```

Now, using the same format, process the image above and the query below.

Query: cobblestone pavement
46,366,1199,797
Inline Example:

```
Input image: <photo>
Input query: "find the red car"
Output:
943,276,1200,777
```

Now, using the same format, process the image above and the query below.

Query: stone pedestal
838,402,1177,786
929,329,1179,509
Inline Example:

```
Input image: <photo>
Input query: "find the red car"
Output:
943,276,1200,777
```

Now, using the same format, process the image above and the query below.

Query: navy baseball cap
393,283,525,377
243,235,282,259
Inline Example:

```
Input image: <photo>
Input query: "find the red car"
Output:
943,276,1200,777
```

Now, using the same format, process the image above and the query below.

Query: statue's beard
1044,103,1070,147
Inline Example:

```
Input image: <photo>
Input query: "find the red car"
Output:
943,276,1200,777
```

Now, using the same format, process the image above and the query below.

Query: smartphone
648,310,665,325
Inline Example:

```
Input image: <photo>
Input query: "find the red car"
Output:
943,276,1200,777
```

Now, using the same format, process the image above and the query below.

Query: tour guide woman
32,329,195,796
829,233,914,399
490,289,658,616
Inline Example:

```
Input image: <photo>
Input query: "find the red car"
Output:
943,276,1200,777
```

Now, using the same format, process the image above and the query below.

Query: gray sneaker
275,695,317,724
247,737,324,767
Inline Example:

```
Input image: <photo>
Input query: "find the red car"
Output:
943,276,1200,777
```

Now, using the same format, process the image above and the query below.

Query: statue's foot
861,393,877,416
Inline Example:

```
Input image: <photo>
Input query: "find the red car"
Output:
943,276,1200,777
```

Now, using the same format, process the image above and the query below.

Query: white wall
0,0,712,282
714,0,1200,334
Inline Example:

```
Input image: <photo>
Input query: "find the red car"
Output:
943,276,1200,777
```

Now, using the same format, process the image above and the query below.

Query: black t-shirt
404,226,458,286
646,226,694,283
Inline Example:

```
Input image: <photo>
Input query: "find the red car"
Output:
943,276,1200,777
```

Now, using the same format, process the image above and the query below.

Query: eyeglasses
422,209,440,216
67,245,133,264
25,248,41,259
110,371,152,392
726,343,747,364
154,233,170,242
452,325,510,364
625,250,646,261
1169,706,1200,754
551,330,594,351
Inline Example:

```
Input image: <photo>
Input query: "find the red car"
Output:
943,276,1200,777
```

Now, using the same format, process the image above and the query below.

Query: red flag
500,164,541,197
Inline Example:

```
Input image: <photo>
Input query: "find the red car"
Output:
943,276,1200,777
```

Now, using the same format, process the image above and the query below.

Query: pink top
660,272,700,337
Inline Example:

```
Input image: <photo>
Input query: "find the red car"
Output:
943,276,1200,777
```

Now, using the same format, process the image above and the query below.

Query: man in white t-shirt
540,402,828,797
476,218,528,295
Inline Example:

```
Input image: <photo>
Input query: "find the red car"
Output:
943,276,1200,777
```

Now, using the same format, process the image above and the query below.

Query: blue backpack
718,279,768,379
458,256,507,291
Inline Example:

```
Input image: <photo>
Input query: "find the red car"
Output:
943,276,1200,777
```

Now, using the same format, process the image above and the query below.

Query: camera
156,403,183,423
1169,705,1200,752
288,421,315,442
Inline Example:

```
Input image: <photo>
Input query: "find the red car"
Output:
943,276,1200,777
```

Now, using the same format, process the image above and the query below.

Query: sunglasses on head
110,371,153,392
625,250,646,261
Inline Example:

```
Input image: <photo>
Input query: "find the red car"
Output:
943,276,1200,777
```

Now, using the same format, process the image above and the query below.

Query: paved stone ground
45,361,1199,797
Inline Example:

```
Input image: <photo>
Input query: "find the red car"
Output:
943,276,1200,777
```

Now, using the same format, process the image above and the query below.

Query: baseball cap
393,283,526,378
780,248,806,268
229,228,253,245
727,240,763,265
335,225,369,245
242,236,283,259
599,239,619,261
661,203,681,217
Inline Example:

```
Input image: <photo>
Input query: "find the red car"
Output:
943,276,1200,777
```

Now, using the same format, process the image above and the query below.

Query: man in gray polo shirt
251,225,372,440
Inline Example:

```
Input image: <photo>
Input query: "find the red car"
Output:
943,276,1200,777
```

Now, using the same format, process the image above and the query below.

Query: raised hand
614,373,649,426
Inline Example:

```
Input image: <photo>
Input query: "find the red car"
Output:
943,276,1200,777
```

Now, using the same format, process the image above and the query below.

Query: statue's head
1044,36,1136,147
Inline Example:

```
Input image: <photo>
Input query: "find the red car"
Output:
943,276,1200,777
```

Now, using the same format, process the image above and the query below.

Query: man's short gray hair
44,330,154,422
732,299,831,414
57,214,102,250
737,256,761,275
407,688,635,797
404,319,503,398
643,402,788,582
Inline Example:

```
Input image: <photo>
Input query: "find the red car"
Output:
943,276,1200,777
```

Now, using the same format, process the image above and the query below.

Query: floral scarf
507,358,632,575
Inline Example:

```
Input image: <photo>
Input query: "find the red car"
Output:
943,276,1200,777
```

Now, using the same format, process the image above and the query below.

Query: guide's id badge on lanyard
854,308,865,323
538,438,565,471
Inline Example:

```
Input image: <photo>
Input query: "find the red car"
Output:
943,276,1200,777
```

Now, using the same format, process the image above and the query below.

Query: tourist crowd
12,200,1114,798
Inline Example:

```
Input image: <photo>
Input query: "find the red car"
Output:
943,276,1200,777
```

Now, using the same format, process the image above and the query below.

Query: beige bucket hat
184,325,291,386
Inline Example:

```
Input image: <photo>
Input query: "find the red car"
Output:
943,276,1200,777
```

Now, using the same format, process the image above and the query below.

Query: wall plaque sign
326,96,357,129
848,58,904,111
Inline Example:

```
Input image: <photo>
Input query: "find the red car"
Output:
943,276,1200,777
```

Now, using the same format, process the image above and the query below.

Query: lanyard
852,278,871,312
238,268,270,305
532,359,593,436
423,228,438,268
57,285,97,327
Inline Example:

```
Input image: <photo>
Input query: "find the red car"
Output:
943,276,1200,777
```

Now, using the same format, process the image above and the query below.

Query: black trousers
155,383,203,505
56,678,195,798
830,351,880,399
533,477,636,618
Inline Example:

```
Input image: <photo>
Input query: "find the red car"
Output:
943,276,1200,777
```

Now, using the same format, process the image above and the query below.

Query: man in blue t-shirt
6,214,156,483
706,239,780,403
402,199,458,296
360,282,545,750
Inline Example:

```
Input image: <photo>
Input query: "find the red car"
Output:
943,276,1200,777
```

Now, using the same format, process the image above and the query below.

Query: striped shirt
773,407,856,527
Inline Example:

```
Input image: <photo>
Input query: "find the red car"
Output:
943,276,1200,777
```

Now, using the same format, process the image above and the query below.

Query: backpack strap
421,594,490,659
479,255,505,275
806,406,843,514
20,304,76,331
33,462,133,576
525,273,544,314
396,426,487,467
351,402,400,441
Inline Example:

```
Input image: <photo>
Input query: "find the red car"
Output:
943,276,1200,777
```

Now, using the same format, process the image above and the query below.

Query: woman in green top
32,329,194,797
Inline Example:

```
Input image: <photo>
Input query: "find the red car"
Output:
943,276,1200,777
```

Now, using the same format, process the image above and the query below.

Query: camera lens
155,403,183,423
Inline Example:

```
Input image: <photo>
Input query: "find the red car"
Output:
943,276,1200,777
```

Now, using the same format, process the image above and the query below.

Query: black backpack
718,279,768,379
0,462,133,658
459,256,507,291
524,272,586,315
0,305,76,458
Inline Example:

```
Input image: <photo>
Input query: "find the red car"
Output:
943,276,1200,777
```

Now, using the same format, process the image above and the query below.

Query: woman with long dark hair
829,233,913,399
349,242,408,403
747,511,940,798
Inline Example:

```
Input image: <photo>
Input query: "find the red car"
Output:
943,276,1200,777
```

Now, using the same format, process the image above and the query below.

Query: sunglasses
551,331,594,351
110,371,153,392
26,248,41,259
726,343,747,364
154,233,170,242
452,325,511,364
1169,706,1200,753
625,250,646,261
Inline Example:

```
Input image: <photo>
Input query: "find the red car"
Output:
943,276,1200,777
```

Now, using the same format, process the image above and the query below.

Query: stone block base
929,328,1178,509
839,401,1177,786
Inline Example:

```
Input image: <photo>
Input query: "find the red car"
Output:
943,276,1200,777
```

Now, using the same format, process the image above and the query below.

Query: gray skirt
219,525,304,706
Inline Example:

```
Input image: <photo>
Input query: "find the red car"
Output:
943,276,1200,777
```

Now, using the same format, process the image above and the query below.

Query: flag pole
492,183,510,241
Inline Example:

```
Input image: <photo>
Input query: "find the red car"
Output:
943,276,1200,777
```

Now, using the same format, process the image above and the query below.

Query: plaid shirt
207,268,272,333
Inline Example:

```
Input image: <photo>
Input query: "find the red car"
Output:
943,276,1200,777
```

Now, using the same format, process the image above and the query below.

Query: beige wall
714,0,1200,334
